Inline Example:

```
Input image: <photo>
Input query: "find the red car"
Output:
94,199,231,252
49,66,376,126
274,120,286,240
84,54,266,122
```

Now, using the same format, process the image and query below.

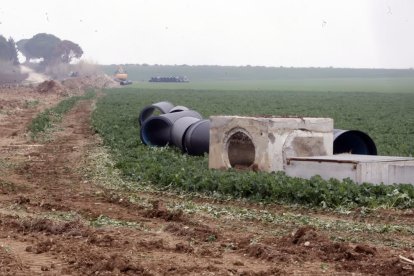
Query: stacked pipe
139,101,210,156
139,101,377,156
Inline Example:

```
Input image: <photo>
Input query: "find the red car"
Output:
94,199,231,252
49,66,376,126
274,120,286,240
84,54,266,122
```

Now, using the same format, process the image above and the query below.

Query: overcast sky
0,0,413,68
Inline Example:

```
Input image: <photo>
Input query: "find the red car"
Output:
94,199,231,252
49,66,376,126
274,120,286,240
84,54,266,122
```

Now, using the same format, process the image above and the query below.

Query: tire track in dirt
0,238,67,275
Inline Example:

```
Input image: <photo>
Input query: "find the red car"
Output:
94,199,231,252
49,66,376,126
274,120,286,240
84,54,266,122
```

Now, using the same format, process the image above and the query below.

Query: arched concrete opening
227,131,256,168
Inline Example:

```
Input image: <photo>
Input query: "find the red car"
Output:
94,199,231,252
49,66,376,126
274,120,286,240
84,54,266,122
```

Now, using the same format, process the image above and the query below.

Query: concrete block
286,154,414,185
388,164,414,184
209,116,333,172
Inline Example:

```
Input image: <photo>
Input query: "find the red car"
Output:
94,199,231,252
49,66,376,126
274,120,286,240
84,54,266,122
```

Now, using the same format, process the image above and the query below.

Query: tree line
0,36,19,65
0,33,83,66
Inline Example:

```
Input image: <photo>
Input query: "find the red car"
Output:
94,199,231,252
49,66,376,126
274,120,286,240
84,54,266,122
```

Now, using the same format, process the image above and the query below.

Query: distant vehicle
114,66,128,82
120,80,133,85
69,71,79,77
149,76,189,83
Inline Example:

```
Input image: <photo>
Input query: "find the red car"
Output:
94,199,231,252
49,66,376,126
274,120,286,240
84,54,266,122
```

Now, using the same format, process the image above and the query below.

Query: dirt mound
174,242,194,253
291,226,327,245
354,244,377,255
165,222,219,242
37,80,64,94
69,251,148,275
91,74,118,88
242,226,384,269
25,239,55,254
0,247,26,274
246,243,273,260
61,74,117,94
245,227,414,275
138,239,166,250
287,227,368,262
144,200,183,221
8,218,87,237
342,257,414,276
88,233,117,248
30,74,118,96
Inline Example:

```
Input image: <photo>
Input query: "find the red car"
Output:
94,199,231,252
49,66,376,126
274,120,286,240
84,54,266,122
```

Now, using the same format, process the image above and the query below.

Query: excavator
114,66,132,85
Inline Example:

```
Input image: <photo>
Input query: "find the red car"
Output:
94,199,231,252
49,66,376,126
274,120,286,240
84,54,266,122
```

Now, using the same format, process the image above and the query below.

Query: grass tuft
29,90,95,139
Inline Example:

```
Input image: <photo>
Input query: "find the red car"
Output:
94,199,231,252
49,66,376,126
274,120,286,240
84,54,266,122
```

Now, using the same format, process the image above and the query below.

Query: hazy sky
0,0,413,68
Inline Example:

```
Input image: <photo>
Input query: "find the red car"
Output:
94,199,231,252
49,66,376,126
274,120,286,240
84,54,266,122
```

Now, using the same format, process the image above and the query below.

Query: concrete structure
286,154,414,185
209,116,333,172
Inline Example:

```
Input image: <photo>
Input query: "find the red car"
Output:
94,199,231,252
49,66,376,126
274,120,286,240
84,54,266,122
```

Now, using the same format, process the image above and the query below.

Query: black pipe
139,102,378,157
138,101,174,126
333,129,377,155
140,110,202,146
183,119,211,156
171,117,201,150
170,105,189,113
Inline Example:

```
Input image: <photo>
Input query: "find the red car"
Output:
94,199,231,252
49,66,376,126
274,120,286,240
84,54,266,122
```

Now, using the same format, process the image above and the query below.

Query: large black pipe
171,117,201,150
139,102,378,157
184,119,211,156
140,110,202,146
170,105,189,113
333,129,377,155
138,101,175,126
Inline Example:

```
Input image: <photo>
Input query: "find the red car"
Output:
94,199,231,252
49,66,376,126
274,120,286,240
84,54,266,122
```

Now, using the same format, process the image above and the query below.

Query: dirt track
0,87,414,275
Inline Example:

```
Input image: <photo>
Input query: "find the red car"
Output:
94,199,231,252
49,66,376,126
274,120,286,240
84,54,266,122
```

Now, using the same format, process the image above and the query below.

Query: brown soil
36,80,65,94
0,70,28,86
0,84,413,275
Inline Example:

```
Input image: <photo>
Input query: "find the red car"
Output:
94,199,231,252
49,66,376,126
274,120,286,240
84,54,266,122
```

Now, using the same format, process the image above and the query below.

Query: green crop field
129,78,414,94
102,64,414,81
92,85,414,209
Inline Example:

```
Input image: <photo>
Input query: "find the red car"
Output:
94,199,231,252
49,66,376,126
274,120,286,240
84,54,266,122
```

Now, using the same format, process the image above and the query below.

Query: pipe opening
227,131,255,167
334,130,377,155
138,101,174,125
141,118,171,146
139,107,164,126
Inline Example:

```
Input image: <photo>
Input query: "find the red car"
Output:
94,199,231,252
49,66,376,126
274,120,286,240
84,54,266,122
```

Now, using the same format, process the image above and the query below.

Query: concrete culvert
171,117,201,150
169,105,189,113
227,131,256,167
334,129,377,155
184,119,211,156
138,101,175,126
140,110,202,146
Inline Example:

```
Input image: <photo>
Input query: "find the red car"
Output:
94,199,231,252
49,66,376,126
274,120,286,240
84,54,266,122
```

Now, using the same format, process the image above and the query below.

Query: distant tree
54,40,83,63
0,35,9,60
23,33,61,64
16,39,32,63
18,34,83,65
7,38,19,65
0,35,19,65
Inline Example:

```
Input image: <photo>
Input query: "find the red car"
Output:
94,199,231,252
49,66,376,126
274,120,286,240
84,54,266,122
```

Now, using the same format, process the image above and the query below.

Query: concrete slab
286,154,414,185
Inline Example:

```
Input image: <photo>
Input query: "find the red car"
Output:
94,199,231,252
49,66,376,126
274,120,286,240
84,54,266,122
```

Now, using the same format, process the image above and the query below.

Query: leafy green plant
91,88,414,209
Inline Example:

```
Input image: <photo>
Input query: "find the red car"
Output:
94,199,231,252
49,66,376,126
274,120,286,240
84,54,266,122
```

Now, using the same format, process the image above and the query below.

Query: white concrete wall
285,155,414,185
209,116,333,172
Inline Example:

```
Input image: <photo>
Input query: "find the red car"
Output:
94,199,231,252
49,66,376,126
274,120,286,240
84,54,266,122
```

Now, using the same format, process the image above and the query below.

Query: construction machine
114,66,128,82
